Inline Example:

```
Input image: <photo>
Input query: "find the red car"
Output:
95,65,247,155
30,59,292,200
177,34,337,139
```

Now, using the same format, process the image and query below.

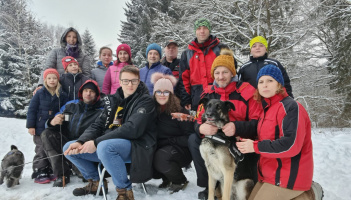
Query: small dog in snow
0,145,25,188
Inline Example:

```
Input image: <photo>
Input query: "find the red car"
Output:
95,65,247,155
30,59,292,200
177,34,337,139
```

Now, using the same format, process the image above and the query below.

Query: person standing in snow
237,36,293,97
102,44,133,95
26,68,68,184
140,43,173,95
91,47,114,92
178,18,228,111
33,27,92,94
237,65,323,200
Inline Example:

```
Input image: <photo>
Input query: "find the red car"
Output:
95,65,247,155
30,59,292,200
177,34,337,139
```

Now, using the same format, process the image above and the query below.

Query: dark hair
119,65,140,79
254,83,286,102
154,93,182,114
99,47,112,56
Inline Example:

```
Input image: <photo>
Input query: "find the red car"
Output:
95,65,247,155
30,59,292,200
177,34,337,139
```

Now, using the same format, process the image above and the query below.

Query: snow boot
116,188,134,200
32,168,50,184
158,179,171,188
311,181,324,200
53,175,70,187
73,179,108,196
169,180,189,194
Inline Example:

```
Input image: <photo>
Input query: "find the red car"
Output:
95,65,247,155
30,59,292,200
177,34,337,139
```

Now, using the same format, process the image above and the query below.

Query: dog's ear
198,98,209,108
224,101,235,111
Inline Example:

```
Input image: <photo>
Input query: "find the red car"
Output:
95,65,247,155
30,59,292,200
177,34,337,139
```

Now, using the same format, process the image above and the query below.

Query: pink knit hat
116,44,132,59
43,68,60,80
151,72,177,94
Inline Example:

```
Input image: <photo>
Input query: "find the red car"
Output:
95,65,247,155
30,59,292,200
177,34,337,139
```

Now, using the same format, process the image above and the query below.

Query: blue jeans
63,139,132,189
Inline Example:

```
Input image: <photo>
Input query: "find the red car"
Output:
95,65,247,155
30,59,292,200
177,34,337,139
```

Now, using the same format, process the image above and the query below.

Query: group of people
25,18,322,200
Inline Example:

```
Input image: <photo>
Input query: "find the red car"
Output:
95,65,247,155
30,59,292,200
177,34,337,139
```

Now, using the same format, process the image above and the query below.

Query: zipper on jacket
68,86,71,99
73,74,76,100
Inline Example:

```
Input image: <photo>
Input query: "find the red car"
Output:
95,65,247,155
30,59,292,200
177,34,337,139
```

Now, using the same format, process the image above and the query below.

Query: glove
229,142,244,164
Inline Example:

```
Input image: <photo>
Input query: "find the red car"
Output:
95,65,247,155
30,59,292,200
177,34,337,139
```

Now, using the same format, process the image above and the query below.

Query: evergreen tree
81,29,97,67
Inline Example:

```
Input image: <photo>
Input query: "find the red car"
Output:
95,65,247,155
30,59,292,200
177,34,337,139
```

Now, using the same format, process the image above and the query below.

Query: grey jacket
39,27,91,85
91,63,109,92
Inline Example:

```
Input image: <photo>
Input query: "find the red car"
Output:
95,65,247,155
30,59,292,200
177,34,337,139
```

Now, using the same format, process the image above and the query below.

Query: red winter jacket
179,35,225,110
195,80,262,139
254,93,313,191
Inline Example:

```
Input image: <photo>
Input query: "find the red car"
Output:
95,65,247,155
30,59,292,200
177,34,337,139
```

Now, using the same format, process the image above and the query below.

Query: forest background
0,0,350,128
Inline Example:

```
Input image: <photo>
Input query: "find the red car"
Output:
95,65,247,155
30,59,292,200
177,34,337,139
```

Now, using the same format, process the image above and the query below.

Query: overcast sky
28,0,129,51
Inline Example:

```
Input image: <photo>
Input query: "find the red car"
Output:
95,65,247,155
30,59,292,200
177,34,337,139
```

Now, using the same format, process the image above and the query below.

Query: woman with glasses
34,27,91,95
151,72,193,194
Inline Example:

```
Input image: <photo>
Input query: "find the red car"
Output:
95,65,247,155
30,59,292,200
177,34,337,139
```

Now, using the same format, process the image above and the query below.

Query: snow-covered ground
0,117,350,200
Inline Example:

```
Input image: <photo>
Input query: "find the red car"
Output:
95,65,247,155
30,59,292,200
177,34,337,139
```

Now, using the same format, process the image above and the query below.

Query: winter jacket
237,54,293,98
102,62,128,95
161,57,181,98
27,87,68,136
179,35,227,110
60,73,90,101
195,79,262,140
77,81,157,183
39,27,91,85
140,61,172,95
254,93,313,191
156,108,194,149
91,61,113,92
47,80,104,140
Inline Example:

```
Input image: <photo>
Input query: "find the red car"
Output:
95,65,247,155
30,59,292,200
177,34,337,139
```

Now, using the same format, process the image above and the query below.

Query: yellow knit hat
211,48,236,79
250,36,268,50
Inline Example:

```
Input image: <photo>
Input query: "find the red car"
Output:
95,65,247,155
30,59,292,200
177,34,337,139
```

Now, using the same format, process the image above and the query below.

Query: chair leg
97,163,107,200
141,183,148,195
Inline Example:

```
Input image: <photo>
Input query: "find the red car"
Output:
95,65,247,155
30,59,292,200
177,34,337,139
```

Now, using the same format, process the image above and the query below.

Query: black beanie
81,82,98,94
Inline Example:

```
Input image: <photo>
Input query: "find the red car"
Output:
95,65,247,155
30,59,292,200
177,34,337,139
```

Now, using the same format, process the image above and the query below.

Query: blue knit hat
256,64,284,86
146,43,162,58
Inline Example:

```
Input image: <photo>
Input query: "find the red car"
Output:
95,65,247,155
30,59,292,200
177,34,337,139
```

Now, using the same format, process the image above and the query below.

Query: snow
0,117,350,200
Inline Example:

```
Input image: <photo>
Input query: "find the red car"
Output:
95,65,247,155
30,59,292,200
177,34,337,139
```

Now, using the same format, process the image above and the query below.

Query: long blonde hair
44,78,61,97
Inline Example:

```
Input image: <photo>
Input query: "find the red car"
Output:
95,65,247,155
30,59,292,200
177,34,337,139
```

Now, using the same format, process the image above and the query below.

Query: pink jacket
102,62,128,94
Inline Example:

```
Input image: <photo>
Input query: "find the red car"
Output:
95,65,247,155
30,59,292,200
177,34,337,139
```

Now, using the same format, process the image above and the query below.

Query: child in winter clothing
102,44,132,94
91,47,113,92
237,36,294,98
27,68,68,184
60,56,90,100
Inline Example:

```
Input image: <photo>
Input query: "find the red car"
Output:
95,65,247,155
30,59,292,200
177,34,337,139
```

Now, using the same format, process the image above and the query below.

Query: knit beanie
81,81,99,94
146,43,162,58
151,72,177,94
194,18,211,33
117,44,132,59
43,68,60,80
211,48,236,79
256,64,284,86
250,36,268,50
61,56,79,71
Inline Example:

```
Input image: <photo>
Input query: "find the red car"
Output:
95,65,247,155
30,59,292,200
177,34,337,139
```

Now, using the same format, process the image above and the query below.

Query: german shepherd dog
198,98,254,200
0,145,24,188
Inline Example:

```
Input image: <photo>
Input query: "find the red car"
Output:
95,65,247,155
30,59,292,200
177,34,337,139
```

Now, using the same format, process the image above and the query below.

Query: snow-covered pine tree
81,29,97,67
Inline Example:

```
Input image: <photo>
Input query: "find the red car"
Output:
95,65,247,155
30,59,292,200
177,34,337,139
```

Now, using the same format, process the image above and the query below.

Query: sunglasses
120,79,139,85
64,58,77,62
155,90,171,96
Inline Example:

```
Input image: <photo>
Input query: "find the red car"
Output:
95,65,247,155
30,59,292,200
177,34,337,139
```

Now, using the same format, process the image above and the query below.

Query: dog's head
0,145,25,188
198,98,235,128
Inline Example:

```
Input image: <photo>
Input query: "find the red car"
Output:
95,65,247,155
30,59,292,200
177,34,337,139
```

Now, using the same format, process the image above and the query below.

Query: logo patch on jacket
137,107,146,114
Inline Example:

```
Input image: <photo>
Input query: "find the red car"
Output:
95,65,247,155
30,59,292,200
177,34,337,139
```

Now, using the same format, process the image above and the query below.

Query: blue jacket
140,61,172,95
26,87,68,135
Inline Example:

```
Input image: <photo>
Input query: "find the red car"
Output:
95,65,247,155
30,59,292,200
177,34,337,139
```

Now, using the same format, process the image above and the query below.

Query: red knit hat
43,68,60,80
116,44,132,59
61,56,79,71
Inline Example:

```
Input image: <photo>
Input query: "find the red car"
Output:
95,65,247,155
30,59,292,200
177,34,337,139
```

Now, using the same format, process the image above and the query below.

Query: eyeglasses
155,90,171,96
120,79,139,85
64,58,77,62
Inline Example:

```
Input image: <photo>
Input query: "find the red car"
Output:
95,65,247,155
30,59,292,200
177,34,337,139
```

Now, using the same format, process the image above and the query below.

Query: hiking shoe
311,181,324,200
169,180,189,194
158,179,171,188
116,188,134,200
198,187,208,200
53,176,70,187
73,179,108,196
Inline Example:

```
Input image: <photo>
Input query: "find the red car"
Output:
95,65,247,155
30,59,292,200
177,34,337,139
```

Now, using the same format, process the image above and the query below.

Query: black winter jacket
60,73,90,101
77,81,157,183
27,87,68,136
237,54,293,98
161,57,181,98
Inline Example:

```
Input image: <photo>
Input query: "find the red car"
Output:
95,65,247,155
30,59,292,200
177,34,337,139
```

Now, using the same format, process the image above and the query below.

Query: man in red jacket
179,18,228,111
